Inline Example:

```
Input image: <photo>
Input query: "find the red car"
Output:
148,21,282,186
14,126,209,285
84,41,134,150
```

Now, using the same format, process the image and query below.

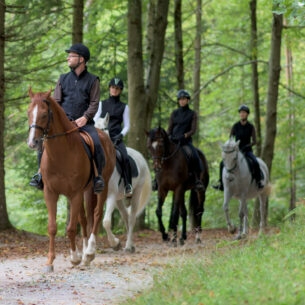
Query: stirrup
212,183,224,191
124,184,133,198
195,180,204,191
29,173,43,190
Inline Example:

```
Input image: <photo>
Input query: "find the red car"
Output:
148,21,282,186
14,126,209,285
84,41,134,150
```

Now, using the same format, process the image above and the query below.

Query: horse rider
29,43,105,194
167,89,204,191
94,77,133,198
213,104,264,191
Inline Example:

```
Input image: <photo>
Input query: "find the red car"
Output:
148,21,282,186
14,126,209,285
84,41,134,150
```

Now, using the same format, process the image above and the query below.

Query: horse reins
28,99,80,140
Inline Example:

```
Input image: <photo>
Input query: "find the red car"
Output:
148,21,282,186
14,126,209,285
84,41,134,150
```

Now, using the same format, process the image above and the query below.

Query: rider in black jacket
167,89,204,191
94,77,133,198
213,105,263,191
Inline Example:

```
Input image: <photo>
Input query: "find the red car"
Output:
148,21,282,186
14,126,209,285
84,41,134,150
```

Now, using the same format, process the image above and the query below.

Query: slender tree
174,0,184,89
0,0,12,231
73,0,84,44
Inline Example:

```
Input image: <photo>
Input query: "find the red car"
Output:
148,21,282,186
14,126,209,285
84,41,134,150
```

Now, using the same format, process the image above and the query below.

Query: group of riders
29,43,264,196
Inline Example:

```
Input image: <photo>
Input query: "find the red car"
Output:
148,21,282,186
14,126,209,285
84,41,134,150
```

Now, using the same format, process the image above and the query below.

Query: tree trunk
249,0,261,227
128,0,169,229
73,0,84,44
261,13,283,226
284,19,296,220
0,0,12,231
261,13,283,173
193,0,202,144
174,0,184,89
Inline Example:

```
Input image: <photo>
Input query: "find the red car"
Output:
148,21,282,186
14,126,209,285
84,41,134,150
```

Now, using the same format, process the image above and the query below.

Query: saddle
80,131,94,155
244,155,264,182
116,149,138,178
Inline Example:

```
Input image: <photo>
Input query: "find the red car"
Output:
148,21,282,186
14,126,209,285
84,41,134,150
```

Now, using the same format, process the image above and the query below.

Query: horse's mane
32,90,75,132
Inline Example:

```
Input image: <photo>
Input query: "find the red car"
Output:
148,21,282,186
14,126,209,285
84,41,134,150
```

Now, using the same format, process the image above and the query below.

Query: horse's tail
263,182,272,196
135,164,152,217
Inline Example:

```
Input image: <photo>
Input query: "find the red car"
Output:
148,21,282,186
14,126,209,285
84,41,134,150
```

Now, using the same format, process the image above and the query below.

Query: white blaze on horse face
151,141,158,150
27,104,38,148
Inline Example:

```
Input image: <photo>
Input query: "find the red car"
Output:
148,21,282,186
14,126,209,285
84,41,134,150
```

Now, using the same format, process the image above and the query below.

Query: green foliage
123,205,305,304
4,0,305,234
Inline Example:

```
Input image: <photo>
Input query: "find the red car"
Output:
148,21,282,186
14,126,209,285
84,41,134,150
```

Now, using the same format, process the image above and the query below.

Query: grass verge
122,206,305,305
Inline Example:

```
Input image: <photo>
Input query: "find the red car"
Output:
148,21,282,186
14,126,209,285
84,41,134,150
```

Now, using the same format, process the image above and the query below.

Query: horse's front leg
237,198,248,240
103,195,121,251
223,191,236,234
67,194,83,266
156,189,169,241
44,191,59,272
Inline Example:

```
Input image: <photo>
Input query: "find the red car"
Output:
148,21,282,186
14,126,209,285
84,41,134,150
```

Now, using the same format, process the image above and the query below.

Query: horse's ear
28,87,34,98
46,88,52,98
105,112,109,125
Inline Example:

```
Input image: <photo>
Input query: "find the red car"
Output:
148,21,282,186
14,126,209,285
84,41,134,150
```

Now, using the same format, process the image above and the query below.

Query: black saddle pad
116,150,138,178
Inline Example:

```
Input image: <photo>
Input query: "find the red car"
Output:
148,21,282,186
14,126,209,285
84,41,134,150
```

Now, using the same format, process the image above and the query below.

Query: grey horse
221,137,271,239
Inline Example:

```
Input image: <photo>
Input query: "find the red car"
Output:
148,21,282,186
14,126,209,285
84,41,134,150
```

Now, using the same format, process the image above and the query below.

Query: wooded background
0,0,304,235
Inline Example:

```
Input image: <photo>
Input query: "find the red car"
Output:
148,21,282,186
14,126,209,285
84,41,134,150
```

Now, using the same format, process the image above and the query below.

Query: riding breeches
80,124,105,175
115,141,132,186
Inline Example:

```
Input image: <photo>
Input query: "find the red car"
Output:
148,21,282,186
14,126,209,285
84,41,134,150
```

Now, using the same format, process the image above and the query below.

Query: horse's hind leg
123,197,138,253
67,195,83,266
103,196,121,251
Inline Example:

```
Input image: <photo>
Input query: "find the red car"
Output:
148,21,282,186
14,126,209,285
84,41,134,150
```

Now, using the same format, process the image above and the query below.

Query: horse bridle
28,99,79,140
150,136,180,171
222,148,238,173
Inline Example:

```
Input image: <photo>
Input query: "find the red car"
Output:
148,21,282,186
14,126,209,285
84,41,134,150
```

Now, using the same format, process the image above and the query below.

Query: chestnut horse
27,89,115,272
146,127,209,246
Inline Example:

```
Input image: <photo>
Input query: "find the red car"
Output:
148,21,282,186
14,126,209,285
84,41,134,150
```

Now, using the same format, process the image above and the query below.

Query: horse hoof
196,238,202,244
162,233,169,242
71,259,81,266
112,241,122,251
83,253,95,265
44,265,54,273
179,239,185,246
124,246,135,253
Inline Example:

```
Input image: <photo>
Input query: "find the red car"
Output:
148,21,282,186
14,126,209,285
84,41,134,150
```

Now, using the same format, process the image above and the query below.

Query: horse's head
221,137,240,172
27,88,53,150
95,112,110,136
146,127,170,171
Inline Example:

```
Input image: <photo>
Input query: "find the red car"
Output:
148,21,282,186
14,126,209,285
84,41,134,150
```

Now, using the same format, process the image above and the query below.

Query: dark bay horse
146,127,209,246
27,89,116,272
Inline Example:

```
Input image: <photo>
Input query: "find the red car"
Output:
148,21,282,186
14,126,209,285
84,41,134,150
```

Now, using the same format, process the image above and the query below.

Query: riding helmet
65,43,90,62
109,77,124,90
177,89,191,100
238,104,250,114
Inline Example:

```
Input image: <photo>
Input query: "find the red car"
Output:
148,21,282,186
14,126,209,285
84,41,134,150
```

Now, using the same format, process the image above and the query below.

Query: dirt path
0,228,236,305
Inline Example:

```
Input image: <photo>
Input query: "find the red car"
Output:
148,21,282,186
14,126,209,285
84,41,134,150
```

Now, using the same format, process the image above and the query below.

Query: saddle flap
116,150,138,178
80,131,94,155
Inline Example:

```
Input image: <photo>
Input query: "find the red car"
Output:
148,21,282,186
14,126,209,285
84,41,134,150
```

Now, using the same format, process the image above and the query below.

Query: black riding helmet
65,43,90,62
109,77,124,90
238,104,250,114
177,89,191,100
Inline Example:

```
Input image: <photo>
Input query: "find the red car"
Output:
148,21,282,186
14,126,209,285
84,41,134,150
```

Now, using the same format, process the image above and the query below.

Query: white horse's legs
103,196,121,250
223,193,236,234
70,247,82,265
237,199,248,239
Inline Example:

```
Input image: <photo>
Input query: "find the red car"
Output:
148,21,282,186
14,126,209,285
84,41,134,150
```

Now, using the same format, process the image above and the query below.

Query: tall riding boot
93,150,105,194
123,159,133,198
29,149,44,190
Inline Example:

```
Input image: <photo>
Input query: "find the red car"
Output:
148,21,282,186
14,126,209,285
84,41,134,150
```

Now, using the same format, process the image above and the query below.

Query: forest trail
0,228,259,305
